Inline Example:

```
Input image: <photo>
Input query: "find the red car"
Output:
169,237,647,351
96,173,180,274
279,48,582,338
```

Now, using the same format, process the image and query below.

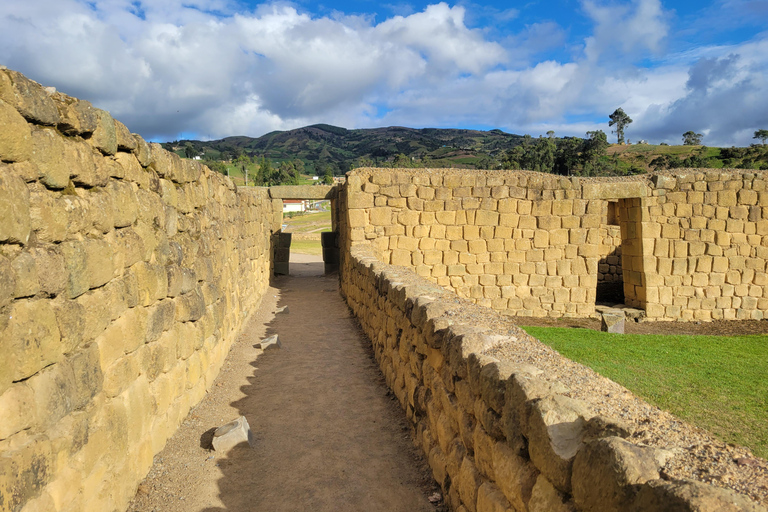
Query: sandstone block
4,299,62,381
493,441,537,511
572,437,659,512
0,69,59,125
255,334,281,350
527,394,593,493
458,457,483,512
528,475,575,512
0,98,32,162
476,481,511,512
88,108,118,155
0,434,54,512
0,383,36,439
0,172,31,244
601,312,625,333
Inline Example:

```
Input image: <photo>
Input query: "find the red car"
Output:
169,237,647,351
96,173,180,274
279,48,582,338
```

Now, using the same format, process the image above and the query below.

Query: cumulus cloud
0,0,766,146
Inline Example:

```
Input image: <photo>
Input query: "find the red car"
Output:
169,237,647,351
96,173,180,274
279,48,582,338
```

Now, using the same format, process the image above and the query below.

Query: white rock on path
212,416,253,452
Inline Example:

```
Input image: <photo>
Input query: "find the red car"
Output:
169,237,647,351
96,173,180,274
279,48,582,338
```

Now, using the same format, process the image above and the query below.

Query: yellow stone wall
342,168,768,321
0,69,276,512
339,244,761,511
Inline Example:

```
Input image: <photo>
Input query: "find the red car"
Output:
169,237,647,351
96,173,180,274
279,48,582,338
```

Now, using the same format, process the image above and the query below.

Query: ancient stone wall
343,168,768,321
339,243,762,512
0,69,276,512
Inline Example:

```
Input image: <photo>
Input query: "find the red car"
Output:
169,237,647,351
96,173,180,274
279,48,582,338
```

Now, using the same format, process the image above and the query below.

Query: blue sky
1,0,766,145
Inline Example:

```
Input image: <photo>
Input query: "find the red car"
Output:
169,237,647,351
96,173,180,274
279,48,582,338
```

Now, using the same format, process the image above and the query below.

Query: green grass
521,326,768,458
283,210,332,232
290,239,322,255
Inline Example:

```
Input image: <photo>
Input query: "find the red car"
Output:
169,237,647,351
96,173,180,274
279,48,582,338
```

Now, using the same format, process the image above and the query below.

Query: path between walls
127,254,443,512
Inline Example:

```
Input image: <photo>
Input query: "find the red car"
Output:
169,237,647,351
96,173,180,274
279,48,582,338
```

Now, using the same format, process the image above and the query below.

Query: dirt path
128,254,442,512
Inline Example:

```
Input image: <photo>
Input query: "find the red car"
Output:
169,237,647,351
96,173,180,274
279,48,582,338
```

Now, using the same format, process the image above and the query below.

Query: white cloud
0,0,766,146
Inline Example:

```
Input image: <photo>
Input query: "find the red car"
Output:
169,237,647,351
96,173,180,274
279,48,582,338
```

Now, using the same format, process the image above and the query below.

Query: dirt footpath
128,254,442,512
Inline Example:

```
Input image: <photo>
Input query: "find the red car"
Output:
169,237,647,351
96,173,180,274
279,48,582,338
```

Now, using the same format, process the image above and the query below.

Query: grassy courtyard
521,326,768,459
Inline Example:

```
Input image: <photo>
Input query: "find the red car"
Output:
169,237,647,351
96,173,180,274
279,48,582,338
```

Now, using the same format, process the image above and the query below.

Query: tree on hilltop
683,131,703,145
608,108,633,144
755,129,768,145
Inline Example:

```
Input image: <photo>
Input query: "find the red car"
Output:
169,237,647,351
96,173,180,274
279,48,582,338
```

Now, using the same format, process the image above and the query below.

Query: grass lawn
290,239,322,255
521,326,768,459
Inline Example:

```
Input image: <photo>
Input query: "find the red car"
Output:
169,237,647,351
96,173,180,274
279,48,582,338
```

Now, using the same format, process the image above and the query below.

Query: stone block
600,312,625,333
527,394,593,493
458,457,483,512
0,434,54,512
212,416,254,452
0,98,32,162
476,481,512,512
88,108,118,155
0,172,31,244
0,383,36,439
493,441,537,511
572,437,659,512
528,475,575,512
4,299,62,381
0,69,60,125
255,334,282,351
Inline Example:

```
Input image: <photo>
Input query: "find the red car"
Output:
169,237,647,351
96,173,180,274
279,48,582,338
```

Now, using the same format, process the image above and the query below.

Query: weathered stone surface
528,475,575,512
115,120,137,151
32,246,67,296
88,108,118,155
582,181,648,199
255,334,281,351
0,434,54,512
133,133,153,167
0,383,36,439
0,69,60,125
60,240,90,299
630,479,767,512
572,437,659,512
53,95,98,135
29,126,70,189
476,481,512,512
0,171,31,243
212,416,253,452
601,312,625,333
0,98,32,162
269,184,337,200
526,394,593,493
458,457,483,512
493,440,538,512
11,251,39,298
4,299,62,381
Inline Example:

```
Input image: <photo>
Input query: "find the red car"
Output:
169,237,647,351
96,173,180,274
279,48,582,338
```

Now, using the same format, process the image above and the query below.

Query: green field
290,239,322,255
521,326,768,458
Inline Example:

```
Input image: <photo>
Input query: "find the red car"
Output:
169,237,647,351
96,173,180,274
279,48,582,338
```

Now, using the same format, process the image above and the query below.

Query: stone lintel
581,182,648,200
268,185,337,200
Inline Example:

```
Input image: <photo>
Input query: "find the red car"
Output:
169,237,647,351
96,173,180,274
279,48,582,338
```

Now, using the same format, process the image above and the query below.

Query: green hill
165,125,768,177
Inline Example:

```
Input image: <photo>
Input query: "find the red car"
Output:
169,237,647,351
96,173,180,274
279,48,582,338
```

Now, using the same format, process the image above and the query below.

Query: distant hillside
165,124,525,174
165,124,768,176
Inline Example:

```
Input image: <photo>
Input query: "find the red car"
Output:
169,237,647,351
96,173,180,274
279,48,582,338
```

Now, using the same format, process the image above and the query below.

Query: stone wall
343,168,768,321
339,243,763,512
0,69,276,512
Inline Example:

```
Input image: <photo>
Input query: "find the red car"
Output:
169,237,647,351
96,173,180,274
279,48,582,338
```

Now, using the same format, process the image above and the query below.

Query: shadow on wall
596,247,624,304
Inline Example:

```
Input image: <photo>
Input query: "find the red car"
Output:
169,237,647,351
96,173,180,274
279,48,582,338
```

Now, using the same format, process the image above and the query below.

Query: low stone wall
340,243,765,512
0,69,276,512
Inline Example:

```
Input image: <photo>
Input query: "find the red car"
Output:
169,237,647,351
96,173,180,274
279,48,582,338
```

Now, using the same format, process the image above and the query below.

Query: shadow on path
199,255,439,511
